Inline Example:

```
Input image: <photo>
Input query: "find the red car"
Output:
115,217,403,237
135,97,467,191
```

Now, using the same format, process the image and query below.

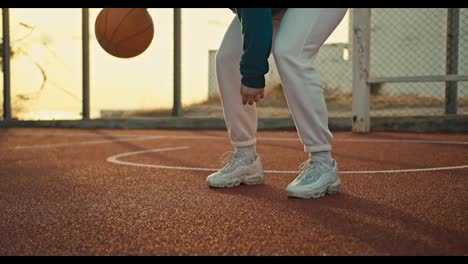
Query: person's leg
272,8,348,198
206,17,264,188
216,17,257,159
273,8,347,155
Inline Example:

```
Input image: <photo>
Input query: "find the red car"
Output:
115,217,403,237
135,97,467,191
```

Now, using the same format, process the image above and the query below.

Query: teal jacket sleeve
236,8,273,89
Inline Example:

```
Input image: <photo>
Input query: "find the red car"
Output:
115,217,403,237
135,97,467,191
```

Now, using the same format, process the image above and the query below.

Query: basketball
95,8,154,58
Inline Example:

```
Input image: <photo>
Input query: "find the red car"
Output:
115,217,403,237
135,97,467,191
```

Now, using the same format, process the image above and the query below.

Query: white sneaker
287,159,341,199
206,151,265,188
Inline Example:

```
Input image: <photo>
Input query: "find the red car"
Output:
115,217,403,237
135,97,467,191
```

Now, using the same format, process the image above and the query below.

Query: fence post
445,8,459,115
2,8,11,120
172,8,183,117
82,8,90,120
352,8,371,133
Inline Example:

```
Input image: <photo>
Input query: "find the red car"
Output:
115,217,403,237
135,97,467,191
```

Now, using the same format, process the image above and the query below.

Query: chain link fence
316,43,352,118
2,8,467,130
315,8,468,118
369,8,468,117
208,9,468,119
458,9,468,114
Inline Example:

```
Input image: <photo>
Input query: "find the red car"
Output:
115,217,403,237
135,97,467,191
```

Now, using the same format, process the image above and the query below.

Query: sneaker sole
287,179,341,199
207,173,265,188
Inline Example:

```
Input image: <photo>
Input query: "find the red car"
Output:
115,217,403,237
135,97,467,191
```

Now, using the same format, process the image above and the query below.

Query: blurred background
0,8,467,122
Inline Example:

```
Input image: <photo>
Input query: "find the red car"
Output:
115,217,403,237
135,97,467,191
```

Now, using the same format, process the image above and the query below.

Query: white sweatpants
216,8,348,153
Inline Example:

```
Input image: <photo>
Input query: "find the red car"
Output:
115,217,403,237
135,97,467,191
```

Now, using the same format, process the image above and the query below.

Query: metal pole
445,8,459,115
2,8,11,120
82,8,90,119
172,8,182,117
351,8,371,133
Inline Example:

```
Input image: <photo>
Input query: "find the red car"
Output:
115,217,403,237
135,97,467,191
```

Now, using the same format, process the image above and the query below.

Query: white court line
10,132,468,145
7,132,468,174
334,138,468,145
12,135,168,150
3,132,139,138
6,132,227,139
107,146,468,174
11,133,468,150
10,135,228,150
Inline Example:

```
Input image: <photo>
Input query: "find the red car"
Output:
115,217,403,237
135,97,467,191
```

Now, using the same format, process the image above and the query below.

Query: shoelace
219,151,239,170
297,160,321,180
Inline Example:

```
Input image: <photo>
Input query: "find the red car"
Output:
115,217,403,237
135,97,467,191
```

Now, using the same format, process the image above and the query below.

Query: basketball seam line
97,9,111,45
102,8,110,43
114,23,153,55
108,8,137,48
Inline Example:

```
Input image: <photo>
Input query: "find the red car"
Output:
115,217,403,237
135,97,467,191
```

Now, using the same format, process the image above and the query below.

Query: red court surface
0,128,467,255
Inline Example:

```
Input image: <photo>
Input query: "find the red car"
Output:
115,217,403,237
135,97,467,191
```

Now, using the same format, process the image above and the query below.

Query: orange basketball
95,8,154,58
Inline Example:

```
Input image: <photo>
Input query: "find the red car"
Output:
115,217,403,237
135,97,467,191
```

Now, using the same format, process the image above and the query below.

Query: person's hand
240,84,265,105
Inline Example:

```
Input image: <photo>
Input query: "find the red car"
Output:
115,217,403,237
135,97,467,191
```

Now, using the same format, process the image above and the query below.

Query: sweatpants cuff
304,144,332,153
232,138,257,148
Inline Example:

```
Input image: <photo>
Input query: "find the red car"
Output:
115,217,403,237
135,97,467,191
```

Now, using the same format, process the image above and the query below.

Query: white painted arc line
11,135,227,150
10,132,468,145
7,132,468,174
106,147,468,174
12,134,468,149
106,146,191,161
12,135,168,149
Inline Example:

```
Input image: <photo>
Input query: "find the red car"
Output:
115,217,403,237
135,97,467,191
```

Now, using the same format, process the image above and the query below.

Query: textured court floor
0,128,467,255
